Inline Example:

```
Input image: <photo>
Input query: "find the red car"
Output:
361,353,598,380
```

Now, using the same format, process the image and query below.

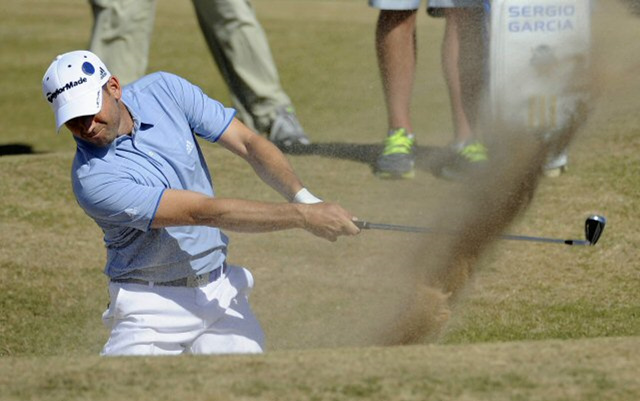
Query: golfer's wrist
292,188,322,204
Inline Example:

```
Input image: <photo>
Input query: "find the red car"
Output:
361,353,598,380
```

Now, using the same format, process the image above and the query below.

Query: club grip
354,220,369,230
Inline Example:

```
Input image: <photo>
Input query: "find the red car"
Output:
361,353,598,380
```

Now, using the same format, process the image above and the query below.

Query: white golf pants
101,265,265,356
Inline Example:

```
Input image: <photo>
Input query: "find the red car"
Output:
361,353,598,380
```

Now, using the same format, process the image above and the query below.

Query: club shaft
354,221,591,246
499,234,589,246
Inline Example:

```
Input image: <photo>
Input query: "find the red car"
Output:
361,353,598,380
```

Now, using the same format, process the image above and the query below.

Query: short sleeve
73,171,165,232
160,73,236,143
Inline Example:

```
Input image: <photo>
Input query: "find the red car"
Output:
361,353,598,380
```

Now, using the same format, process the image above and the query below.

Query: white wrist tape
292,188,323,204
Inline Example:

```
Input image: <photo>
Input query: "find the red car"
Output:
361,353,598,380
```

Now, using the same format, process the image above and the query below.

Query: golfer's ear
105,76,122,99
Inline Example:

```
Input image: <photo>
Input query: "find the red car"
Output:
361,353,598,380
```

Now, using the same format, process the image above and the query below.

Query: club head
585,215,606,245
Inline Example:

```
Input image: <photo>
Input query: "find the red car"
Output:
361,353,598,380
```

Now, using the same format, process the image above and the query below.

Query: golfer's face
65,87,121,147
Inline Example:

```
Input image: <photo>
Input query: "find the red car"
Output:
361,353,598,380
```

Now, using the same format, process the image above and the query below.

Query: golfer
42,50,360,356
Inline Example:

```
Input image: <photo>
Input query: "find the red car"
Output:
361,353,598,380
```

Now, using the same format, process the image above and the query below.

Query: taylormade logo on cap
42,50,111,131
46,76,88,103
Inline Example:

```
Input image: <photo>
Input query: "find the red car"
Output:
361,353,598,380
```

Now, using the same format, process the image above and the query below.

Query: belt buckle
196,273,210,287
187,273,209,287
187,266,225,287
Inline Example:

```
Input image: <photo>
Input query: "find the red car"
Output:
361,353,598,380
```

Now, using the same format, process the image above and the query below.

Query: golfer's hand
300,202,360,242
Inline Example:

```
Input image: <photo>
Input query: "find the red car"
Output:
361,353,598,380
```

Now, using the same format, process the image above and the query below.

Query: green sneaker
459,141,488,161
375,128,416,179
440,140,488,180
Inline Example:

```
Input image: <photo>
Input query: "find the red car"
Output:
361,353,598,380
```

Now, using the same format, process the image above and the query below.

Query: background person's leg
437,5,489,179
374,9,418,179
88,0,157,85
441,7,486,145
191,0,305,141
376,10,418,133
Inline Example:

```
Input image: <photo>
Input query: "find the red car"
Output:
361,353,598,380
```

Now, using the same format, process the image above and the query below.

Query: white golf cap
42,50,111,131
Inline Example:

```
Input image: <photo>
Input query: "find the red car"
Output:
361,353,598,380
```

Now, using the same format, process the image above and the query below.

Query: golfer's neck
118,102,135,136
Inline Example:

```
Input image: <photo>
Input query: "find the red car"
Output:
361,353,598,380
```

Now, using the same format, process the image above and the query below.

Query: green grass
1,0,639,399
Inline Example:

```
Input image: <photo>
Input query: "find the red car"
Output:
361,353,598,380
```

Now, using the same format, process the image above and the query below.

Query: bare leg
376,10,418,133
442,8,485,144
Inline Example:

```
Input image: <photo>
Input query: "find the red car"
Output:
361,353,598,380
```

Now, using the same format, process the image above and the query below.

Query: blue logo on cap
82,62,95,76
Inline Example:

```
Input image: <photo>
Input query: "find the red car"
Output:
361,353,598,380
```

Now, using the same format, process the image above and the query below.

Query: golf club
354,215,606,246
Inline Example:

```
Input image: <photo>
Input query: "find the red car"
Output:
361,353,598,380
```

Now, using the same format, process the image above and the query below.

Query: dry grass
2,337,639,401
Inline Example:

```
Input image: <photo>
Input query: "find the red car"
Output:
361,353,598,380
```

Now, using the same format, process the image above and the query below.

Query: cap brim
55,88,103,132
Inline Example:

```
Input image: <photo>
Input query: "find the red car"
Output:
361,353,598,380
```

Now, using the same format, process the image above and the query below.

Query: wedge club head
585,215,606,246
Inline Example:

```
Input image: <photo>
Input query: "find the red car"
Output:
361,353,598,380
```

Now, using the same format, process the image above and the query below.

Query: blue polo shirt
72,72,236,281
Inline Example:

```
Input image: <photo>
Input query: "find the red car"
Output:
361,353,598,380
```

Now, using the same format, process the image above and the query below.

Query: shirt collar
120,97,155,135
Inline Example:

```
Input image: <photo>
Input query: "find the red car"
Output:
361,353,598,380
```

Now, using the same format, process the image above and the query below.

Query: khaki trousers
89,0,291,131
